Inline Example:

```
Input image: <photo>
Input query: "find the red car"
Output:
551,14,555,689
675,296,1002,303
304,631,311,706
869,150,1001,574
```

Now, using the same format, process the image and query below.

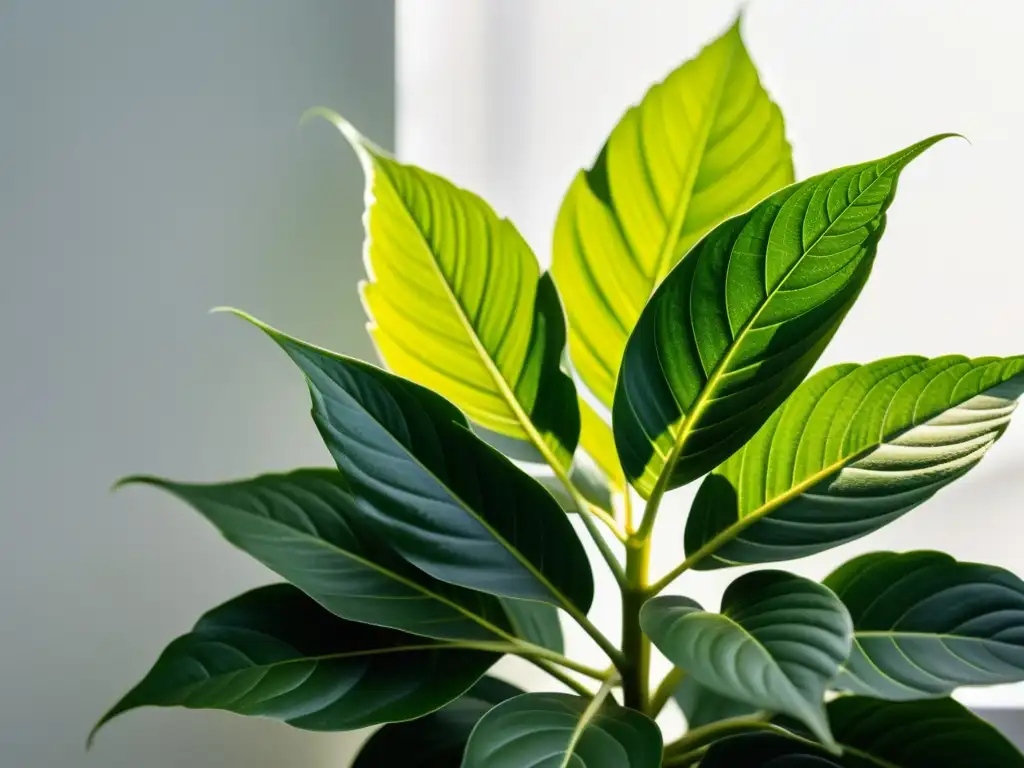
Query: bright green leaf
91,585,497,744
226,311,594,612
119,470,514,642
641,571,852,748
461,692,662,768
824,550,1024,700
700,697,1024,767
613,136,953,499
552,19,793,409
686,355,1024,569
310,109,579,473
353,676,523,768
673,675,757,730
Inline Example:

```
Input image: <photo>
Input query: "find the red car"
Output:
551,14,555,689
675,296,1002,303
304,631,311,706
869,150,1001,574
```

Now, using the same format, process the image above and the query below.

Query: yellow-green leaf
310,109,580,471
552,18,794,409
579,399,625,492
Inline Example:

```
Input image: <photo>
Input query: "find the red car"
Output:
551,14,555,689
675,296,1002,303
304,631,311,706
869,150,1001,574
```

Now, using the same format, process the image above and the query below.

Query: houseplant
92,17,1024,766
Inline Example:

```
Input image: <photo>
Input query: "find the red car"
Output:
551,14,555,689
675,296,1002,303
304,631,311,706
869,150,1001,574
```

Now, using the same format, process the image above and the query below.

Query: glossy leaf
226,311,594,612
824,551,1024,700
612,136,952,498
91,585,496,743
312,109,579,472
461,692,662,768
700,697,1024,767
641,571,852,748
686,355,1024,569
552,19,793,409
674,675,757,729
119,470,514,642
353,677,523,768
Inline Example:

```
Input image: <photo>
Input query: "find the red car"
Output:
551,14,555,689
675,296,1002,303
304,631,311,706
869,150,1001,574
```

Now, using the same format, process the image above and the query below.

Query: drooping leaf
119,470,513,642
824,551,1024,700
311,109,579,473
91,585,497,744
225,311,594,612
552,19,793,409
674,675,758,729
699,697,1024,767
353,676,523,768
641,571,852,748
612,136,952,499
461,692,662,768
686,355,1024,569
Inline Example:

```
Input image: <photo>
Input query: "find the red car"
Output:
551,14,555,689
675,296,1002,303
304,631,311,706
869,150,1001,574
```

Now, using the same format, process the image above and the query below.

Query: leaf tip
300,106,384,171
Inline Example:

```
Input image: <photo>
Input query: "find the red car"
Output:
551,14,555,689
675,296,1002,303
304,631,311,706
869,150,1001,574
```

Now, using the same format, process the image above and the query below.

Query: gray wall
0,2,392,766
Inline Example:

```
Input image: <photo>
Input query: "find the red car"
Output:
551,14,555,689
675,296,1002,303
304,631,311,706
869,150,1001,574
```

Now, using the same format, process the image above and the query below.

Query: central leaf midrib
376,160,572,478
649,30,740,288
163,478,517,643
559,685,613,767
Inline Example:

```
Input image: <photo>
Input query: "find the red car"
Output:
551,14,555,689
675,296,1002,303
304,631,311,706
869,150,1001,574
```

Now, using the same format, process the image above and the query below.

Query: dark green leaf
824,551,1024,700
461,692,662,767
119,469,514,642
612,136,953,499
500,599,564,654
353,676,523,768
223,310,594,612
91,585,497,744
686,356,1024,569
700,697,1024,767
642,571,852,748
674,675,757,729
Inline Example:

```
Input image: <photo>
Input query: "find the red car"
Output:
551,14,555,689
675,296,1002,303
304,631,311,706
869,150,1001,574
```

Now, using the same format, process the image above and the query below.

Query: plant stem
648,667,685,717
516,642,612,681
563,602,627,669
530,659,594,698
662,714,772,758
620,535,651,711
646,531,724,596
578,504,627,588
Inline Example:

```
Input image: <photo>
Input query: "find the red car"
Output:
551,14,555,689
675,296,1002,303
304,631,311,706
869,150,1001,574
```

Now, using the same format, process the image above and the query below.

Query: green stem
620,536,651,711
530,659,594,698
516,642,611,681
578,503,628,588
648,667,685,717
663,714,772,758
563,601,627,669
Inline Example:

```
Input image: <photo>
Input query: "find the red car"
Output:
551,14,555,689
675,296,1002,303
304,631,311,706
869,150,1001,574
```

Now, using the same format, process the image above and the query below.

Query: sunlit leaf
686,355,1024,568
552,19,793,409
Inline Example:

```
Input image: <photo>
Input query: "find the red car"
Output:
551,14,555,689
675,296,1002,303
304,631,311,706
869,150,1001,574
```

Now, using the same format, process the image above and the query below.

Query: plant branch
663,714,772,758
648,667,685,717
515,642,612,681
620,536,651,711
529,659,594,698
578,503,627,588
562,601,627,669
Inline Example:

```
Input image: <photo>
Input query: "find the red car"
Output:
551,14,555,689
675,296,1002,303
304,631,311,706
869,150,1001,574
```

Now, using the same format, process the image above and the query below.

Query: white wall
397,0,1024,707
0,2,393,765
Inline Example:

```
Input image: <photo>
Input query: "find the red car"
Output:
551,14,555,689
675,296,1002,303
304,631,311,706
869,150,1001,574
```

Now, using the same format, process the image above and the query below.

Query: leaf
686,355,1024,569
641,571,852,748
119,470,515,642
91,585,497,744
580,400,625,493
353,676,523,768
500,599,564,655
824,550,1024,700
461,692,662,768
699,697,1024,767
225,310,594,612
311,109,580,472
673,675,757,730
552,18,794,409
612,136,953,499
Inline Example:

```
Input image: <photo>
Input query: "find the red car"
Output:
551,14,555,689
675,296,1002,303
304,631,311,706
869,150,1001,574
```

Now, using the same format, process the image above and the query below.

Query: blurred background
2,1,1023,765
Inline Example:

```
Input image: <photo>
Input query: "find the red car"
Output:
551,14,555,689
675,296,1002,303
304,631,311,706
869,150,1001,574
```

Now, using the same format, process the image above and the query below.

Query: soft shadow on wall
0,1,391,767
